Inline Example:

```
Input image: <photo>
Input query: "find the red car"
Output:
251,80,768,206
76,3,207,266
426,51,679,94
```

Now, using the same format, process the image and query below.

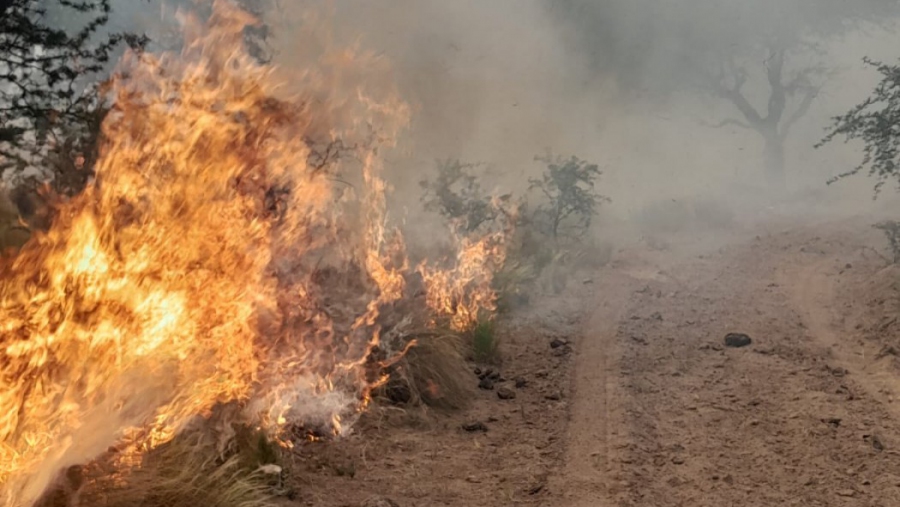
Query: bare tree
700,46,824,188
553,0,899,190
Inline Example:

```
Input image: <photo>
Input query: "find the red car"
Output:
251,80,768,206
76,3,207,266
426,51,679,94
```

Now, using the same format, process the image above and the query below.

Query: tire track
555,223,900,506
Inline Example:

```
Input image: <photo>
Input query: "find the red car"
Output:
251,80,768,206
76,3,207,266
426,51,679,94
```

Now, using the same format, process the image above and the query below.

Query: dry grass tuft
98,454,275,507
35,431,281,507
380,331,474,410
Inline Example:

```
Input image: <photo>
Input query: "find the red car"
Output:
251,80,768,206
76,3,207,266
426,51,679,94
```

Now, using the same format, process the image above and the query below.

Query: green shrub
471,319,500,364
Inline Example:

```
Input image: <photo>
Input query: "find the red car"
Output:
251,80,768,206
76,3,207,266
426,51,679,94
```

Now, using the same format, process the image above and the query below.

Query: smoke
250,0,900,224
33,0,900,220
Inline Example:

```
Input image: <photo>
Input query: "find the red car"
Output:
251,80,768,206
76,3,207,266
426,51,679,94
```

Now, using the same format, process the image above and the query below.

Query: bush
528,155,609,242
419,158,508,234
416,154,608,369
470,319,500,364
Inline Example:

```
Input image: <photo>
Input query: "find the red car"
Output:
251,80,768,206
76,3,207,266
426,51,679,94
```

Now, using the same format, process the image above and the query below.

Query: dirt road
290,212,900,507
553,217,900,506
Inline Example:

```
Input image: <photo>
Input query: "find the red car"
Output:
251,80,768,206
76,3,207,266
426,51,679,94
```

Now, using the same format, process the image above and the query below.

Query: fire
419,234,509,332
0,2,507,505
419,196,516,332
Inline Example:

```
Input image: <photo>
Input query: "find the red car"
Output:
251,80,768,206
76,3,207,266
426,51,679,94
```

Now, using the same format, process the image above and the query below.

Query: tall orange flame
0,2,410,505
0,2,512,504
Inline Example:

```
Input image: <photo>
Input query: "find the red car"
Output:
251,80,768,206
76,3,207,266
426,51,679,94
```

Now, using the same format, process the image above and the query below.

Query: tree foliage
0,0,146,192
420,155,608,241
419,159,508,234
818,58,900,194
528,155,608,240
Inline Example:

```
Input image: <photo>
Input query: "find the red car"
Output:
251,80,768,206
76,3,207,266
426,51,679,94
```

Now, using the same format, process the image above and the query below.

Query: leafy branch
528,155,608,241
817,57,900,196
0,0,147,191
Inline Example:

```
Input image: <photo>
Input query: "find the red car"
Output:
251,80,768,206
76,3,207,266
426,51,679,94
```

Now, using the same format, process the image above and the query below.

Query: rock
473,367,482,376
497,387,517,400
514,376,528,388
836,489,856,498
671,456,685,465
258,463,282,477
864,434,886,451
362,496,400,507
827,365,849,377
487,370,501,381
724,333,752,348
550,337,569,349
823,417,842,428
462,421,488,433
545,391,563,401
478,377,495,390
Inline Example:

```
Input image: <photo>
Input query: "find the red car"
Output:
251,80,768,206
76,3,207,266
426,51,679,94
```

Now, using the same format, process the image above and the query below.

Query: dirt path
553,219,900,506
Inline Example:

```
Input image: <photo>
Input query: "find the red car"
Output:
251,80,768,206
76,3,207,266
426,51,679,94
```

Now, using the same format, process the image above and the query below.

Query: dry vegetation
34,434,278,507
0,143,607,505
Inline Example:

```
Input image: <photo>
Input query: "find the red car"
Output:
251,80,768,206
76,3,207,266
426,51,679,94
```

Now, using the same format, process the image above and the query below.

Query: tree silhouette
555,0,900,190
0,0,146,193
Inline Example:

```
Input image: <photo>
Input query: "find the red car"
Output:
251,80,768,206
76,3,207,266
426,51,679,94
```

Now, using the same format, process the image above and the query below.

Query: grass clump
35,430,282,507
104,440,276,507
381,331,474,410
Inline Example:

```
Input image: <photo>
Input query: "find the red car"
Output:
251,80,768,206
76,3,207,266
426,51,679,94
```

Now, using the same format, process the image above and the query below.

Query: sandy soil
553,215,900,507
284,283,586,506
293,210,900,507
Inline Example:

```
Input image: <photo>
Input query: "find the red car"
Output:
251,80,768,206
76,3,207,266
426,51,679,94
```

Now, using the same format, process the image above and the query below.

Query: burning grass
0,2,510,505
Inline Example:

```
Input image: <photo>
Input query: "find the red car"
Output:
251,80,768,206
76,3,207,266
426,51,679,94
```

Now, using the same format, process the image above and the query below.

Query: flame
0,2,411,505
419,197,516,332
0,1,512,504
419,235,508,332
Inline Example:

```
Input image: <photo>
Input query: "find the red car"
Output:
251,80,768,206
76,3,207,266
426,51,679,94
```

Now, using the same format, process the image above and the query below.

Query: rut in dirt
555,223,900,507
